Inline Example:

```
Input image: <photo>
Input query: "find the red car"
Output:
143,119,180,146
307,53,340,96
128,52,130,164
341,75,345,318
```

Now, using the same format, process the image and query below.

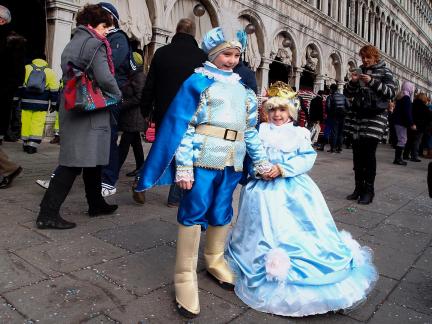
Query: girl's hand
267,165,281,178
177,180,193,190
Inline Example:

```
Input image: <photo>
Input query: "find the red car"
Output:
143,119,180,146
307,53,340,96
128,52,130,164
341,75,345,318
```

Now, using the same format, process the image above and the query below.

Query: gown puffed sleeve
277,128,317,178
244,89,272,174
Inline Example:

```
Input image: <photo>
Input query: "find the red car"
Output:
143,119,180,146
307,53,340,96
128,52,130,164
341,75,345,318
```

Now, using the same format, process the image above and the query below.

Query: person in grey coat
36,4,122,230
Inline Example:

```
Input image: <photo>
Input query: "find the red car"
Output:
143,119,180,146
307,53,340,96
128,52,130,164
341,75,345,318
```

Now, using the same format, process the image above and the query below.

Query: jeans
330,118,345,150
101,120,119,187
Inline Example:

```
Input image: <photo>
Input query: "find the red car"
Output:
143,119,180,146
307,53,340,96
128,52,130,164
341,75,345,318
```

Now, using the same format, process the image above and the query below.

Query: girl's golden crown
266,81,297,99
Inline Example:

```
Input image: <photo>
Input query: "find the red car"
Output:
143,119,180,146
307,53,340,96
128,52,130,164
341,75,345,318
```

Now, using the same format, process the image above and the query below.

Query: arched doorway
1,0,46,61
268,32,295,86
300,44,320,91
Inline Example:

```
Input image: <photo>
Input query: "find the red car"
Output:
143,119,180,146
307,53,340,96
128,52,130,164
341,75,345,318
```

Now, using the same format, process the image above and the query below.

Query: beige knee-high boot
204,225,235,285
174,224,201,317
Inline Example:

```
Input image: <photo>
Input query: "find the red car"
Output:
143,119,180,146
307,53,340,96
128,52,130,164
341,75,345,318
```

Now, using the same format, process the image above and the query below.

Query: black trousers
39,165,103,219
352,137,379,184
118,131,145,171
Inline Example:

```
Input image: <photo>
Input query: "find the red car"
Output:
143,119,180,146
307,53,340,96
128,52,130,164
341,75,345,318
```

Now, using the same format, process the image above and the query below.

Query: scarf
85,25,115,75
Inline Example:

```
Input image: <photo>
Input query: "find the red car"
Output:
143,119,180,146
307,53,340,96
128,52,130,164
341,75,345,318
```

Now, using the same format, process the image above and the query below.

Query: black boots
358,182,374,205
36,217,76,230
36,170,77,230
88,200,118,217
393,146,407,166
346,181,363,200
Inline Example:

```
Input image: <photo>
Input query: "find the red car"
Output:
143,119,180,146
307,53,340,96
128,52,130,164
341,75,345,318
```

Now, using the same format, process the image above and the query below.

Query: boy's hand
177,180,193,190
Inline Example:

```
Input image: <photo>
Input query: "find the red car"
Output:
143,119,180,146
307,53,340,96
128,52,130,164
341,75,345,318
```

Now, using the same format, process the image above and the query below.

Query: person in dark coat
326,83,350,153
0,5,26,144
36,4,122,230
137,18,207,207
118,52,146,177
344,45,395,205
392,81,415,166
404,93,431,162
99,2,134,197
233,60,258,94
308,90,324,146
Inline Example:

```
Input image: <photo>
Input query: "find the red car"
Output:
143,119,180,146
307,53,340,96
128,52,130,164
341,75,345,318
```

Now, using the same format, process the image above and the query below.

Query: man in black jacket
326,83,350,153
137,18,207,207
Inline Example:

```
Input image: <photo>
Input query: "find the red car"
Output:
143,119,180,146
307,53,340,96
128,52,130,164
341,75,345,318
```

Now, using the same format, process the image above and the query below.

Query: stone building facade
45,0,431,96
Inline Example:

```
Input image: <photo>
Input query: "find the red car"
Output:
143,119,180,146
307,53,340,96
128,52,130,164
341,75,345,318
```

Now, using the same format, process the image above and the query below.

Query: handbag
145,119,156,143
63,43,119,112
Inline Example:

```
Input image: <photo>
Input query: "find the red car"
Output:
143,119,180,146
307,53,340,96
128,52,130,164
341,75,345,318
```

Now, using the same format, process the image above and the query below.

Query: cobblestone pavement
0,140,431,324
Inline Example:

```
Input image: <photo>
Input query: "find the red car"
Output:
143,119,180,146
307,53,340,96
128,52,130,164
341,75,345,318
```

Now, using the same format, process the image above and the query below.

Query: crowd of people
0,2,431,320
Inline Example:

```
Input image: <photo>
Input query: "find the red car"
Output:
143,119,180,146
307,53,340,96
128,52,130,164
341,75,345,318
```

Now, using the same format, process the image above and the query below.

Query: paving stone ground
0,140,431,324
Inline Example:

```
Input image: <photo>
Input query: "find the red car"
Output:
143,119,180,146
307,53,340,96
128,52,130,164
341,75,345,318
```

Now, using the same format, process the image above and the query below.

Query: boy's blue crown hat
99,2,120,22
201,27,247,56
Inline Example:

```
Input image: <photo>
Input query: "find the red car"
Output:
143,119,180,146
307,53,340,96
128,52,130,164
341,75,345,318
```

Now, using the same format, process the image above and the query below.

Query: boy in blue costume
226,82,378,317
133,26,271,317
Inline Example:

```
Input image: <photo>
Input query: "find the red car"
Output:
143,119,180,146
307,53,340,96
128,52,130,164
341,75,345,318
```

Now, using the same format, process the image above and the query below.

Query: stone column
309,0,317,8
313,75,325,93
45,0,80,136
364,8,369,41
337,81,345,93
370,13,375,44
46,0,80,78
293,67,303,90
321,0,329,15
256,58,271,94
340,0,347,25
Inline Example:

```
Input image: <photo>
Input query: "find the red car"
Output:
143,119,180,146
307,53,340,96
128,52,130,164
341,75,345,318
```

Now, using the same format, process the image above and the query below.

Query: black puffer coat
344,60,396,140
119,66,146,133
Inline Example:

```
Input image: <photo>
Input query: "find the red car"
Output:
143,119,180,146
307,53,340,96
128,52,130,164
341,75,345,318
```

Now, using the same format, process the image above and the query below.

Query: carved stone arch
301,41,323,75
345,59,357,82
267,29,297,86
238,9,267,56
164,0,219,41
327,51,343,82
270,28,298,67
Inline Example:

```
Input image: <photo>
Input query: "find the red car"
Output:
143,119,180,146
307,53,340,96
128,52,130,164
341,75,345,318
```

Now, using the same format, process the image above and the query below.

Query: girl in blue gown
226,82,378,317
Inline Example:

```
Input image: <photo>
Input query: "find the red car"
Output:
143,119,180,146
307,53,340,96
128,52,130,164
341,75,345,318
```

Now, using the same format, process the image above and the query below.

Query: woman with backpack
35,4,121,230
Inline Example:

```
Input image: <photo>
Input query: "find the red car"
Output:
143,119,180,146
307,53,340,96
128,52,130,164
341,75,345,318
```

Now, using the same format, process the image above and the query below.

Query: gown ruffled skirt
226,174,378,317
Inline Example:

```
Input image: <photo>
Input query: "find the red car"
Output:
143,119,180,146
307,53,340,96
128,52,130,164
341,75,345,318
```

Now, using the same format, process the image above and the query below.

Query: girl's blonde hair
262,96,298,121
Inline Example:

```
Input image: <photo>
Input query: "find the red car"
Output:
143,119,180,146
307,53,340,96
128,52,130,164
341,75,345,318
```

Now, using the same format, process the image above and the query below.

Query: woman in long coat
36,4,122,230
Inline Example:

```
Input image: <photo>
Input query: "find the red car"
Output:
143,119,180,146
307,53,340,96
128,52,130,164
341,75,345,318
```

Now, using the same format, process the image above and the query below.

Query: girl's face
268,108,291,126
92,23,112,37
213,48,241,71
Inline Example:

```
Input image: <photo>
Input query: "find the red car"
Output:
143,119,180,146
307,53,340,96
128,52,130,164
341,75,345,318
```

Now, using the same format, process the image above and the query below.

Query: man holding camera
344,45,396,205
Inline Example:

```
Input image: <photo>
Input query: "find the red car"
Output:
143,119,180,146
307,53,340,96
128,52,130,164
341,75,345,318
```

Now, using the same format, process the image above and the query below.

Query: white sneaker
36,179,50,189
101,183,117,197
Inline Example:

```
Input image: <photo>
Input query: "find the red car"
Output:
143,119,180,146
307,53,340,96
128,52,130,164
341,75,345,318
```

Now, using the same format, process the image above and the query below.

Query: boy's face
213,48,240,71
268,108,291,126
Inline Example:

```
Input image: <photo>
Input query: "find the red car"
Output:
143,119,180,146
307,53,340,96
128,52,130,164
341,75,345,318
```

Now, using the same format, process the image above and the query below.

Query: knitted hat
0,5,11,24
99,2,119,22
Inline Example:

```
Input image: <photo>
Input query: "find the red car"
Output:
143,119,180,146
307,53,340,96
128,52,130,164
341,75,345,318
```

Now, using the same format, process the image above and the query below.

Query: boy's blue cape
135,73,214,192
